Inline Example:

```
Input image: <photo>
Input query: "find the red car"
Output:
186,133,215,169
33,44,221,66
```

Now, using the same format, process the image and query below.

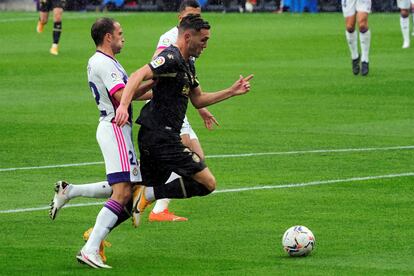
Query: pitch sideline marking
1,172,413,214
1,145,413,172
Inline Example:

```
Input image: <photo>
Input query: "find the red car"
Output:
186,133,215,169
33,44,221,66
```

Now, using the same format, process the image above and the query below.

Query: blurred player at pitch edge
398,0,412,48
36,0,66,55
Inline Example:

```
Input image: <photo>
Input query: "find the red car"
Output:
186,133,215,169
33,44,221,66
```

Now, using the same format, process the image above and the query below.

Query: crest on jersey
150,56,166,68
162,38,171,46
111,72,122,83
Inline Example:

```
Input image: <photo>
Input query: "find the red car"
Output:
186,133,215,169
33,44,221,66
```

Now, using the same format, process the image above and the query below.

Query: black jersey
136,45,199,133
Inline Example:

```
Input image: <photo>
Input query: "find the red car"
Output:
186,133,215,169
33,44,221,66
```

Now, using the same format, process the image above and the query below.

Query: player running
75,17,152,268
115,14,253,227
36,0,66,55
49,0,218,224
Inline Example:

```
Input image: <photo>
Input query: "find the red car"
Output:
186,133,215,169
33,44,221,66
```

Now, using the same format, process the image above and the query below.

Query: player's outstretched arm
115,65,154,127
190,74,253,109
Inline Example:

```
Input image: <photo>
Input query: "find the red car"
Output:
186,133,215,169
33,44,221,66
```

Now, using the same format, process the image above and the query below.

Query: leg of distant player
37,0,49,33
400,8,410,48
78,182,131,269
357,12,370,76
50,7,63,55
411,0,414,35
344,14,360,75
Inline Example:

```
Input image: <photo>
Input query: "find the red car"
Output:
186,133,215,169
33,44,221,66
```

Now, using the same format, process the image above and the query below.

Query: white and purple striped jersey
87,50,130,123
156,26,178,51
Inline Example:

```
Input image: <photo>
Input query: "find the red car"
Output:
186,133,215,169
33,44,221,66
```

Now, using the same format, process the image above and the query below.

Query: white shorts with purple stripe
96,121,142,185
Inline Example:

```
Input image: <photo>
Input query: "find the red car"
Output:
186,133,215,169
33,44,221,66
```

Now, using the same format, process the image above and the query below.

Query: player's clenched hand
115,105,129,127
230,74,254,96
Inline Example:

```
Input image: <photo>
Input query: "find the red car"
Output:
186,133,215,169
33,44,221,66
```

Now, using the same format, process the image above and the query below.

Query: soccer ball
282,225,315,256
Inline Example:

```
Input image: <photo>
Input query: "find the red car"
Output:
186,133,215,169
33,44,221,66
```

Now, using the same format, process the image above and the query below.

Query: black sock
53,21,62,44
154,177,212,199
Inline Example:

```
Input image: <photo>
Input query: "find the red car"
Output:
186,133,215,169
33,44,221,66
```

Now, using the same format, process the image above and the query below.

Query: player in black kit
115,14,253,226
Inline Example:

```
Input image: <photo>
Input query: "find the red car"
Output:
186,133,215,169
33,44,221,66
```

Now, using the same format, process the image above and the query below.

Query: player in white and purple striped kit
74,17,153,269
49,0,217,225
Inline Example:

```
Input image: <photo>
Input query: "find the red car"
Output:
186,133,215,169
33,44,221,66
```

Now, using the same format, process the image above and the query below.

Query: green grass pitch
0,11,413,274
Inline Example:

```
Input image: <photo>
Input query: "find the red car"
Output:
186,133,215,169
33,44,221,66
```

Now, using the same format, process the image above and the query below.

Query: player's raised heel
132,185,152,227
49,180,70,220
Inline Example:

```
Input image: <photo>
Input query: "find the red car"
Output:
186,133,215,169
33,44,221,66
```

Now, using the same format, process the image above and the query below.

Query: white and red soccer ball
282,225,315,256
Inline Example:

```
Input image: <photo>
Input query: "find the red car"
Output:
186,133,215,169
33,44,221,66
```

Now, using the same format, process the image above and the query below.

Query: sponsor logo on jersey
167,54,174,60
150,56,166,68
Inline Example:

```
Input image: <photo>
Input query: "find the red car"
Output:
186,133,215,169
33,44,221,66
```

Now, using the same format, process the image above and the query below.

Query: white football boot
76,250,112,269
49,181,70,220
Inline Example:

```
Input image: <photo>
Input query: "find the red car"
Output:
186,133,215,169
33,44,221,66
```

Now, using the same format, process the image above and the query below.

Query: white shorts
96,121,142,185
180,115,198,140
398,0,411,9
342,0,371,17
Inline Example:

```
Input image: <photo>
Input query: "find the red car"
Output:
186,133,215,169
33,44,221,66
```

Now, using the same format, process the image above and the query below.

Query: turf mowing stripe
1,172,413,214
1,145,413,172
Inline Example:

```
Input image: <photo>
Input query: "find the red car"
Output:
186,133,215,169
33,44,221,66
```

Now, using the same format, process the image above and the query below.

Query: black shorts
39,0,66,12
138,126,206,187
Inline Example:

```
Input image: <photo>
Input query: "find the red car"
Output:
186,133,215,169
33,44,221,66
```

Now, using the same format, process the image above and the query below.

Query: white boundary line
1,145,413,172
1,172,413,214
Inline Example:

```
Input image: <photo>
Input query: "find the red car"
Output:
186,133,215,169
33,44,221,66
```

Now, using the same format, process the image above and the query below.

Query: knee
358,22,369,33
204,175,216,192
112,185,132,205
401,10,409,18
346,26,355,33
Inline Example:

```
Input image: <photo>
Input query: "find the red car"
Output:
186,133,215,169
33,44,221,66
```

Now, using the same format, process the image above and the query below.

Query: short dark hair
178,14,210,33
178,0,200,12
91,17,116,46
